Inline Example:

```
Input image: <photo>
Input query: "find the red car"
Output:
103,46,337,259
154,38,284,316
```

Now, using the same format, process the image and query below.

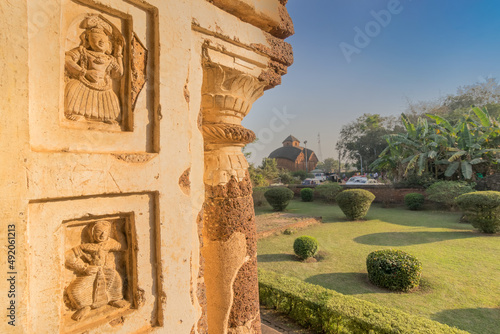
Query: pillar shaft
201,62,265,334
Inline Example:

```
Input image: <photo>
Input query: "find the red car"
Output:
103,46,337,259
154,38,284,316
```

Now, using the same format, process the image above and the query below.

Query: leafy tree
260,158,280,181
405,78,500,123
336,114,402,171
316,158,338,173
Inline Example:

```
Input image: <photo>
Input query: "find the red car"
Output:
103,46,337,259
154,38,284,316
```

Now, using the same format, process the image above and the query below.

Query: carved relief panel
28,0,158,153
63,216,137,331
64,15,127,128
27,194,161,333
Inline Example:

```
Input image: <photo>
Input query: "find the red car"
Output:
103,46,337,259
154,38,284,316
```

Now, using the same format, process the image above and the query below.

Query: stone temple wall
0,1,293,333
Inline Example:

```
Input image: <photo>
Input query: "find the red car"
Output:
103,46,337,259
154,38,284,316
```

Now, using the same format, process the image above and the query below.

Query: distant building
269,135,319,172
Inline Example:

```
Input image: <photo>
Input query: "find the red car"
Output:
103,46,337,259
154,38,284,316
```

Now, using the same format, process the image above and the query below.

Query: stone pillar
201,62,265,334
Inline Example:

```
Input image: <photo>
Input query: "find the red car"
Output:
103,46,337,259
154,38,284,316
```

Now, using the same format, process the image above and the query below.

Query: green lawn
256,200,500,334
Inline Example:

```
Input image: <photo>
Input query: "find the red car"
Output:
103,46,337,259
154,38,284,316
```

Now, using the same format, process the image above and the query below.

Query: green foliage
291,170,314,181
258,269,468,334
336,189,375,220
371,108,500,182
248,158,284,187
283,228,295,235
248,164,268,187
315,183,343,203
279,170,298,184
426,181,475,208
293,236,318,259
366,249,422,292
404,193,425,210
336,114,403,172
456,191,500,233
261,158,280,181
252,187,268,207
300,188,314,202
264,187,294,211
395,172,436,189
316,158,340,173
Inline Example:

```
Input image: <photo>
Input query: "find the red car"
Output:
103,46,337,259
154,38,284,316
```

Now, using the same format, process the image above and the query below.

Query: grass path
256,200,500,334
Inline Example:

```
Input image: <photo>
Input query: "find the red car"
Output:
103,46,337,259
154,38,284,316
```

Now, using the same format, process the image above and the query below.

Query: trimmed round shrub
335,189,375,220
293,236,318,260
456,191,500,233
366,249,422,292
300,188,314,202
404,193,425,210
264,187,294,211
315,183,343,203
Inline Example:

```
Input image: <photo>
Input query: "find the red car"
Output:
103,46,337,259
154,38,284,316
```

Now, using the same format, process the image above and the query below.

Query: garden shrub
283,228,295,235
404,193,425,210
456,191,500,233
426,181,475,208
264,187,294,211
395,172,436,189
293,236,318,259
315,182,343,203
300,188,314,202
252,187,268,207
366,249,422,292
258,269,468,334
336,189,375,220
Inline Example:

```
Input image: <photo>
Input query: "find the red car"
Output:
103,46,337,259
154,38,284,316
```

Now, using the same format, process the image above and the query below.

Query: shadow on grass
432,308,500,334
354,231,478,246
305,272,385,295
257,253,297,263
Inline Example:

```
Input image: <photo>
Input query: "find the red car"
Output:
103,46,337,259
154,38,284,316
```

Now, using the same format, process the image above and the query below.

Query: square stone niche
27,193,161,333
28,0,159,153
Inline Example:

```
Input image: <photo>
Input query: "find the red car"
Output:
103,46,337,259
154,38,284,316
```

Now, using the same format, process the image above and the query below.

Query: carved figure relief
65,220,129,321
65,15,124,125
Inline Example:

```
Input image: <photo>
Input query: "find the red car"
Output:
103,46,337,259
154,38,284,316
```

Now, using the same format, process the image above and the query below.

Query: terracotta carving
65,15,124,124
65,220,128,321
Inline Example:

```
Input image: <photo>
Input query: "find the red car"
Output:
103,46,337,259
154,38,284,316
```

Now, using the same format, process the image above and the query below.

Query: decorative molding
202,63,266,123
202,124,256,145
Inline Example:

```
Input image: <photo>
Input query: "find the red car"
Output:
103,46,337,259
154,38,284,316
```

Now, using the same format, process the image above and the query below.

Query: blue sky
242,0,500,164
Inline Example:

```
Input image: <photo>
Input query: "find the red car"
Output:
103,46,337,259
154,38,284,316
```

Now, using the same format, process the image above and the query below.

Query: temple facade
269,135,319,172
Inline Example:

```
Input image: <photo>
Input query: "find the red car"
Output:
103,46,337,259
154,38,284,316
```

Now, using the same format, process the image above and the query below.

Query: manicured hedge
300,188,314,202
366,249,422,292
336,189,375,220
264,187,294,211
258,269,469,334
404,193,425,210
456,191,500,233
293,236,318,260
316,183,343,203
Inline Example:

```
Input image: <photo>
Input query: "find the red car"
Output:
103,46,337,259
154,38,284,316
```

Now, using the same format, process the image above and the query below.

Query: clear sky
242,0,500,165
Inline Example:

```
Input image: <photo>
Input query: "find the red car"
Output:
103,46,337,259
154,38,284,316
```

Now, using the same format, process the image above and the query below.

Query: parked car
313,172,327,182
345,177,381,185
345,176,367,185
302,178,321,186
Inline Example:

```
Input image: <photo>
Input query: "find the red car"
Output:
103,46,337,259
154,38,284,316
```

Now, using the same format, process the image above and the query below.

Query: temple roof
282,135,300,144
269,146,315,162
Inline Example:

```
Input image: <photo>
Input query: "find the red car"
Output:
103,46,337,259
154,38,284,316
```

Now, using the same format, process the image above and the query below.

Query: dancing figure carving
64,15,124,124
65,220,128,321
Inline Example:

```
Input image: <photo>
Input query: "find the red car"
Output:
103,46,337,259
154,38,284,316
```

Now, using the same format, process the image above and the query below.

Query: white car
345,177,368,185
346,177,381,185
